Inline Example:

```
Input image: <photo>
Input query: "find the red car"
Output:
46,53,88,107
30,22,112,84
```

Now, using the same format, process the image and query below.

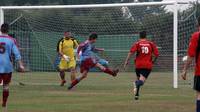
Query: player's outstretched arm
124,52,133,69
12,41,25,72
124,43,137,69
181,56,193,80
152,43,159,64
73,39,79,49
77,42,86,60
94,48,104,52
17,60,25,72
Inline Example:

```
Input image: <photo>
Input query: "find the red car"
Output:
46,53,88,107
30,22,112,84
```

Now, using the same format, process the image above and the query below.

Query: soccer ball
182,56,188,62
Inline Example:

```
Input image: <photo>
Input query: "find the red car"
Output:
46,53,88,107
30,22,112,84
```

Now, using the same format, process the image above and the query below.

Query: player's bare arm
181,56,193,80
94,48,104,52
124,52,133,69
77,42,86,60
17,60,25,72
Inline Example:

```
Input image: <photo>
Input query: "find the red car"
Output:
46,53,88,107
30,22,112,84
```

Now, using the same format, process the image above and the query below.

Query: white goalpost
0,1,194,88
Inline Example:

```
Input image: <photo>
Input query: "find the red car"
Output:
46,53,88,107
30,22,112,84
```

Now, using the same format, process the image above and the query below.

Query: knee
139,75,146,82
71,68,76,73
3,85,9,91
83,75,87,79
82,74,87,79
96,63,105,71
197,92,200,100
59,70,65,73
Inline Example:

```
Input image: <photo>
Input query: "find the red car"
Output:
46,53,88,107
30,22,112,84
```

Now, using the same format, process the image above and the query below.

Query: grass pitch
0,72,195,112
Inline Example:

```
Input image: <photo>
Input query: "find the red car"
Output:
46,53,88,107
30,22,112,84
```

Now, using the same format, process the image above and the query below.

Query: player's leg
70,68,76,82
58,60,67,86
95,63,119,77
68,60,77,82
68,70,88,90
133,69,141,100
59,70,66,86
194,76,200,112
135,75,146,99
196,91,200,112
1,73,12,112
68,59,91,90
134,69,151,100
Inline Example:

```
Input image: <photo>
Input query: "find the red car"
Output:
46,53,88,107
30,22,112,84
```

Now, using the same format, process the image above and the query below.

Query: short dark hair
140,31,146,39
198,17,200,26
89,32,98,40
1,23,9,34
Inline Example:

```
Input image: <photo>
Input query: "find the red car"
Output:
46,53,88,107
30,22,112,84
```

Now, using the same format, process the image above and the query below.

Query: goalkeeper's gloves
63,55,70,62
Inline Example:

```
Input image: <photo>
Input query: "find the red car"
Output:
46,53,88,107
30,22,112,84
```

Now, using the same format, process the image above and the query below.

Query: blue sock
197,100,200,112
135,80,144,96
135,80,144,87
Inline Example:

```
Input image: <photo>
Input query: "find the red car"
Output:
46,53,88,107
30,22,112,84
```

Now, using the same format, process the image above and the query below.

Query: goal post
0,7,4,28
0,1,193,88
173,0,178,88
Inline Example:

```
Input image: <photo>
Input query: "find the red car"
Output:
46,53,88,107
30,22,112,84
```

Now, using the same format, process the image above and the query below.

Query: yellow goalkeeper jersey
59,38,78,60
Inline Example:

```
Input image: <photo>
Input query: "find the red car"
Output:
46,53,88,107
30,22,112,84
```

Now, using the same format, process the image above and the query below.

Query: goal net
0,1,192,87
177,2,198,87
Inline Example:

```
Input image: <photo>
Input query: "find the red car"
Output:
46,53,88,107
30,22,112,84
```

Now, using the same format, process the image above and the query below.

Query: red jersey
188,32,200,76
130,39,159,69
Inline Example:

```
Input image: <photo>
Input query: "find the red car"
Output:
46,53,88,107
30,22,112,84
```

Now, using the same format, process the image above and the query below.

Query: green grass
0,72,195,112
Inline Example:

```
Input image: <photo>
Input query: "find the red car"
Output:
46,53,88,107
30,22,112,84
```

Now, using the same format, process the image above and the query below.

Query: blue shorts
98,59,109,67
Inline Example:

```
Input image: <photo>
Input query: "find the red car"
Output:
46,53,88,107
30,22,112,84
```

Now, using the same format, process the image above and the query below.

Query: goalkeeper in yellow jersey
58,32,79,86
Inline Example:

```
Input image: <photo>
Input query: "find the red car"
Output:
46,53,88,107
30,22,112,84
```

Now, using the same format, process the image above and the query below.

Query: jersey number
0,43,6,54
141,46,149,54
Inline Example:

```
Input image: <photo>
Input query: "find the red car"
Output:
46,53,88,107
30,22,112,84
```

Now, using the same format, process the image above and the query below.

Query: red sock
103,68,114,76
2,90,9,107
68,77,82,89
71,79,79,87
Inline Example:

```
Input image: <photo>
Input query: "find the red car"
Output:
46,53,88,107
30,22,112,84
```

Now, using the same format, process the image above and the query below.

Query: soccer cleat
67,84,73,90
60,80,66,86
134,95,139,100
112,69,119,77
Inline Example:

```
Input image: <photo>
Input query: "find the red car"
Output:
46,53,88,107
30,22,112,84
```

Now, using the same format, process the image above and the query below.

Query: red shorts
80,58,97,73
0,73,12,85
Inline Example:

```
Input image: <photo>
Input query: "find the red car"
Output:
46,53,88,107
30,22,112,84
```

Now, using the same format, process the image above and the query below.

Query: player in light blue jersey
68,32,119,90
0,23,25,112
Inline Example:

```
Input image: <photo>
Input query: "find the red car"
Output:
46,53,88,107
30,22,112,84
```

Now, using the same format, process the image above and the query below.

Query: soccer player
58,32,79,86
124,31,159,100
181,17,200,112
68,32,119,90
0,23,25,112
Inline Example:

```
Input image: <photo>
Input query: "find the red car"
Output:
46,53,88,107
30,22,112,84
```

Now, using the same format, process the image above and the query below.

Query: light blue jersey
78,40,109,68
80,40,99,61
0,35,21,73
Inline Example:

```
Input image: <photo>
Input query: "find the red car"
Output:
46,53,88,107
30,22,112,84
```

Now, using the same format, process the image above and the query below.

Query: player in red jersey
124,31,159,100
181,17,200,112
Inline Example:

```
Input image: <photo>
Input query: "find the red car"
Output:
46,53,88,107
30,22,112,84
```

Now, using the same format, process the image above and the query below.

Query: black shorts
135,69,151,79
194,75,200,92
